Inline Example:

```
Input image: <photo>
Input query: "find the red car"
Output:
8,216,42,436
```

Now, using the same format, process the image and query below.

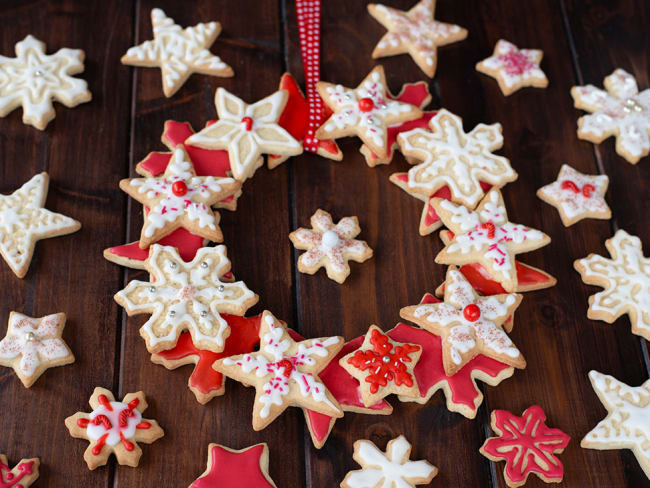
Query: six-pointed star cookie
433,188,551,292
215,311,343,431
114,244,258,354
401,267,524,376
187,87,303,181
367,0,467,78
0,172,81,278
0,35,91,130
289,209,373,284
341,435,438,488
0,312,74,388
476,40,548,96
537,164,611,226
121,8,233,97
0,454,39,487
571,68,650,164
315,66,423,158
120,146,240,249
65,387,164,470
574,229,650,341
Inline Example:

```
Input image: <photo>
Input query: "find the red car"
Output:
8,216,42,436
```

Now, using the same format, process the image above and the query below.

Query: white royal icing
86,400,142,447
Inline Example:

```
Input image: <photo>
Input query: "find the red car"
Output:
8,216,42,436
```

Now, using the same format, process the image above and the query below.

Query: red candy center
463,304,481,322
358,97,374,112
172,181,188,196
278,358,294,378
241,116,254,131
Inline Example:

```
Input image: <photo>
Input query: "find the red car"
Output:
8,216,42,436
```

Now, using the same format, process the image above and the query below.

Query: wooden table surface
0,0,648,486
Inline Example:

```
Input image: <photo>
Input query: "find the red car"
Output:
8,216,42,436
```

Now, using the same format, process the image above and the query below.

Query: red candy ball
358,97,374,112
463,304,481,322
171,181,188,196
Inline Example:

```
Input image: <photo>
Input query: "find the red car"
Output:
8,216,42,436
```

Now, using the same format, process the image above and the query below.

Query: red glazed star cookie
367,0,467,78
480,405,570,488
64,387,164,470
289,209,373,283
0,454,39,487
537,164,610,226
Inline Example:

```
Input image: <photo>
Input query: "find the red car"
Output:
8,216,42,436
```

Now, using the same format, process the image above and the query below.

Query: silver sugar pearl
169,262,178,269
149,286,156,293
626,98,636,105
25,332,37,342
623,106,632,113
218,285,225,292
200,310,208,318
200,261,208,268
169,310,176,317
634,104,643,112
367,118,376,126
382,355,391,363
34,70,43,76
380,103,388,110
344,93,352,100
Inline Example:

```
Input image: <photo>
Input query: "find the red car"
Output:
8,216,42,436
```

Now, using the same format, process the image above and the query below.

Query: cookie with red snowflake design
0,454,39,487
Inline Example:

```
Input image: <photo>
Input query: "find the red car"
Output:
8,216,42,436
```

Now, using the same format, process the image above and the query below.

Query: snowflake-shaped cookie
0,454,39,487
316,66,423,158
114,244,258,353
0,35,91,130
537,164,610,226
476,40,548,96
434,188,550,292
574,229,650,341
480,405,570,488
289,209,373,284
571,68,650,164
65,387,164,470
398,109,517,208
367,0,467,78
341,435,438,488
582,370,650,479
121,8,233,97
0,172,81,278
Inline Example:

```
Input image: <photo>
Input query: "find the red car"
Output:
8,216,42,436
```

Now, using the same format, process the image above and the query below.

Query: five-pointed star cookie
582,371,650,479
315,66,423,158
65,387,164,470
289,209,373,284
187,88,303,181
400,267,524,376
433,188,551,292
537,164,611,226
214,311,343,431
571,68,650,164
114,244,258,354
121,8,233,97
574,230,650,341
367,0,467,78
341,435,438,488
119,146,240,249
476,40,548,96
0,312,74,388
0,35,91,130
0,454,39,487
397,109,517,208
0,172,81,278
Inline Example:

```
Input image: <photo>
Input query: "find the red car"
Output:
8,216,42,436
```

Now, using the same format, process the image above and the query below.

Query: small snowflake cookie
480,405,570,488
0,454,39,487
65,387,164,470
341,435,438,488
571,68,650,164
121,8,233,97
574,229,650,341
289,209,373,283
476,40,548,96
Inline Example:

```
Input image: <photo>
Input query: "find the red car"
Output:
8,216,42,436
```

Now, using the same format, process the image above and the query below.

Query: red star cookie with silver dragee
367,0,467,78
315,66,422,158
0,454,39,487
64,387,164,470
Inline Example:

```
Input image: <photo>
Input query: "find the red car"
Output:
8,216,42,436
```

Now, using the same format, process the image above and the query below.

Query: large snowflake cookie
214,311,343,431
571,68,650,164
0,172,81,278
476,40,548,96
315,66,423,158
480,405,570,488
114,244,258,354
574,229,650,341
121,8,233,97
0,454,39,487
289,209,373,284
582,370,650,479
367,0,467,78
341,435,438,488
65,387,164,470
0,35,91,130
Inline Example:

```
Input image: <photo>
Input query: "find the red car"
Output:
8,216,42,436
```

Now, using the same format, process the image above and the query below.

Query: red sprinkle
561,180,580,193
582,184,595,197
241,116,254,131
463,304,481,322
277,359,294,378
481,222,496,239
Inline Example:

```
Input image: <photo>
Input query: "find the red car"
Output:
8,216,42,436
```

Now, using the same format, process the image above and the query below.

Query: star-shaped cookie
367,0,467,78
121,8,233,97
0,454,39,487
537,164,610,226
0,172,81,278
476,40,548,96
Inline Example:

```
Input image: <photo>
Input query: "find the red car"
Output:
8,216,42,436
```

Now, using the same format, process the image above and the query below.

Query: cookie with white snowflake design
0,35,91,130
289,209,373,283
574,230,650,341
537,164,610,226
571,68,650,164
476,40,548,96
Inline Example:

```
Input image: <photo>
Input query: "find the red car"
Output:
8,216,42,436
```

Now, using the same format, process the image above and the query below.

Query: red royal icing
241,117,254,131
190,444,275,488
108,226,206,263
561,180,595,198
0,460,34,488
